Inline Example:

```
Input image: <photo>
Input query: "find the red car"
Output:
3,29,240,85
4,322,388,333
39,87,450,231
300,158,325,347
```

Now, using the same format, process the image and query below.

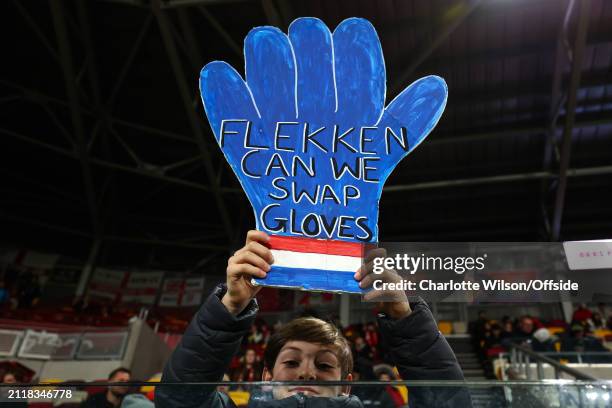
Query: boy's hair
264,317,353,378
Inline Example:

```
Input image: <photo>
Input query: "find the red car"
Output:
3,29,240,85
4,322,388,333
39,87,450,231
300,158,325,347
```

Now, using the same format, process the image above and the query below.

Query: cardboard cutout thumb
200,17,447,293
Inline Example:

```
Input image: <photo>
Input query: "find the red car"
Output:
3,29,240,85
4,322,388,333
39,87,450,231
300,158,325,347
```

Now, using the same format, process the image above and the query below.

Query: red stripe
267,235,365,257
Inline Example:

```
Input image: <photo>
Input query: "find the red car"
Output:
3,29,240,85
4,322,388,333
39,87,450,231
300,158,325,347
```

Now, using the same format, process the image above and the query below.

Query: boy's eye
316,363,334,370
283,360,299,367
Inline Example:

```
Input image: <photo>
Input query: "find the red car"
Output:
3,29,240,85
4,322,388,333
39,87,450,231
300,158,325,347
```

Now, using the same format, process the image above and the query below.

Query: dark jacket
155,285,471,408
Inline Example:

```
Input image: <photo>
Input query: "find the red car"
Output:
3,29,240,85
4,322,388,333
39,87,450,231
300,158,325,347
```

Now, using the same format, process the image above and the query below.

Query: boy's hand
222,230,274,315
354,248,412,320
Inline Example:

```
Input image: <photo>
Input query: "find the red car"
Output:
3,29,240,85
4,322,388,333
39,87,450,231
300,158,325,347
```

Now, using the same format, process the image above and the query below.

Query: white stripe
271,249,361,272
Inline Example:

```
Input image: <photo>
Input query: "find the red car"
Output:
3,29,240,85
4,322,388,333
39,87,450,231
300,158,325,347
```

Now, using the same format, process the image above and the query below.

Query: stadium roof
2,0,611,269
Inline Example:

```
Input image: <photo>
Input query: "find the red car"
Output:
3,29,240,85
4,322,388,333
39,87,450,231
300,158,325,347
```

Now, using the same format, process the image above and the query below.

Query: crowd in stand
0,267,42,311
471,303,612,367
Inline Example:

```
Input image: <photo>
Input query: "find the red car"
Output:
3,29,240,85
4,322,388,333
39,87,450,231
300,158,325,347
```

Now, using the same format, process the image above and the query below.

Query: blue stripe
254,265,362,293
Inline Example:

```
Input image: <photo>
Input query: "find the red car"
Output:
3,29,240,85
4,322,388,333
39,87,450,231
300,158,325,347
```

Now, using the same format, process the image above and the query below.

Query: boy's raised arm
355,249,472,407
155,231,273,408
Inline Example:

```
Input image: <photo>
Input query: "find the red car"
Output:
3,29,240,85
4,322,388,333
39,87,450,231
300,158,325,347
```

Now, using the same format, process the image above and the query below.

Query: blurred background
0,0,612,406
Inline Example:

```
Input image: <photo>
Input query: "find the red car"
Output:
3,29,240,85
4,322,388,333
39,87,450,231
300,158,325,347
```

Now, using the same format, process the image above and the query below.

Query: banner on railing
120,271,164,305
158,277,205,307
564,240,612,270
88,269,164,305
0,329,24,357
88,268,126,302
76,331,128,360
17,330,80,360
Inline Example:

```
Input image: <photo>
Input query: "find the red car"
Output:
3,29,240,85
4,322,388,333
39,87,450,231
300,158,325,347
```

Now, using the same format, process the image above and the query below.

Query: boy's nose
298,365,316,380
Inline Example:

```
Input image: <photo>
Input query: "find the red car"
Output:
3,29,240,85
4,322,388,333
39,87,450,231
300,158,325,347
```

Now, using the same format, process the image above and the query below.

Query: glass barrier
1,380,612,408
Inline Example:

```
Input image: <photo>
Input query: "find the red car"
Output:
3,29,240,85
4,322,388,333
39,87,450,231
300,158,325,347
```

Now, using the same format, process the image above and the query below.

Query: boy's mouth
289,387,320,395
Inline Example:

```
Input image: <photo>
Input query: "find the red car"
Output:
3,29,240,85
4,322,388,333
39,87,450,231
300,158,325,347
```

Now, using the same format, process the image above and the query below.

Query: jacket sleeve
377,298,472,408
155,284,257,408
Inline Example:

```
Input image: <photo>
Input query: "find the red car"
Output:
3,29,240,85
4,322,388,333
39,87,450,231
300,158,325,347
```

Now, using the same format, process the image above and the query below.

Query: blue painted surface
200,17,447,292
264,266,361,293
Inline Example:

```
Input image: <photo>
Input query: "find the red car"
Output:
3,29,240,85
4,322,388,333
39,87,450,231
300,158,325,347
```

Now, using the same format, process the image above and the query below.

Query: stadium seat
229,390,250,407
438,321,453,335
547,327,566,335
452,322,467,334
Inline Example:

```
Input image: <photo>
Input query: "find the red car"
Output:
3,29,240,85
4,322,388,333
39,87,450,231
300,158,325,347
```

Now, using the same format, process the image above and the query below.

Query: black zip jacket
155,285,472,408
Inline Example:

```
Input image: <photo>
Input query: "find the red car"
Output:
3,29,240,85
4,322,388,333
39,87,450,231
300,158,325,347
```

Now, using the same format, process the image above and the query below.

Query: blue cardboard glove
200,17,447,292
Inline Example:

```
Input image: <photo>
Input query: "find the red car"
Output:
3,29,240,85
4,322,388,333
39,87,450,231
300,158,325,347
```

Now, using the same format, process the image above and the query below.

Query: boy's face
263,340,351,399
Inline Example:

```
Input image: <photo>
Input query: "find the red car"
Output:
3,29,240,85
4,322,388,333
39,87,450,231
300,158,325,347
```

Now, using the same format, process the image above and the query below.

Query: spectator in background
590,312,605,330
354,336,373,361
0,282,8,306
232,348,262,383
501,321,514,342
351,359,397,408
81,367,131,408
8,286,19,311
597,302,609,321
562,324,611,363
483,324,505,350
217,374,231,395
514,316,535,342
470,311,489,352
17,273,41,309
473,311,489,339
0,370,27,407
531,328,556,352
247,324,263,345
375,365,406,407
364,323,379,349
572,304,593,323
260,321,271,345
2,371,18,384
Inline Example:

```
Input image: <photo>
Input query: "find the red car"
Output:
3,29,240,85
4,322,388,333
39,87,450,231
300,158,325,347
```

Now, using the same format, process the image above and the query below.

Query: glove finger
200,61,261,151
245,26,297,129
333,18,385,127
289,17,336,122
378,75,447,164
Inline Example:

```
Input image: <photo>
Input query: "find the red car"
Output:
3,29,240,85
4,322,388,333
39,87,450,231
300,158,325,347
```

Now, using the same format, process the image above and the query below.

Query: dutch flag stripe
267,235,365,273
257,235,367,292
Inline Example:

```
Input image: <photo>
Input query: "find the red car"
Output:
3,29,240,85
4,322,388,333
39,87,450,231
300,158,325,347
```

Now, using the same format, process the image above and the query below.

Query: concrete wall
122,319,172,380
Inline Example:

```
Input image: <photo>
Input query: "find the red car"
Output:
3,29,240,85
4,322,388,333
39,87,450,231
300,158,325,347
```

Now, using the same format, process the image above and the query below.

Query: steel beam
0,127,239,193
104,235,227,250
177,9,205,71
389,0,482,96
107,15,153,108
75,239,101,298
161,0,247,7
0,211,228,251
383,165,612,193
50,0,101,238
7,68,612,147
12,0,60,64
0,211,91,238
540,0,575,236
275,0,294,30
5,126,611,195
198,6,241,57
430,112,612,146
261,0,283,28
152,0,234,240
551,0,591,241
